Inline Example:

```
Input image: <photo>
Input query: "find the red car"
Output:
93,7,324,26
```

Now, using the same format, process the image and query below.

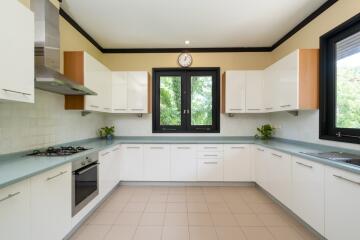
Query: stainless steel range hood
31,0,96,96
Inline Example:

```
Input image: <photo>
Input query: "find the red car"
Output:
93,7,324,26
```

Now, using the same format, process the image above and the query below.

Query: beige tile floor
70,186,321,240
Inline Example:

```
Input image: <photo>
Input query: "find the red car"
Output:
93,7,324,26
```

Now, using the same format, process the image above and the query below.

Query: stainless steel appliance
72,152,99,216
30,0,96,96
301,151,360,167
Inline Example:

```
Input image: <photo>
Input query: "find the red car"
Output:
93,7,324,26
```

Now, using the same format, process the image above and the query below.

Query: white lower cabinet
120,144,144,181
325,166,360,240
0,179,31,240
267,150,292,207
254,146,269,190
99,148,114,197
224,144,251,181
31,163,71,240
170,145,197,181
197,157,223,181
292,157,325,235
144,145,170,181
111,145,122,183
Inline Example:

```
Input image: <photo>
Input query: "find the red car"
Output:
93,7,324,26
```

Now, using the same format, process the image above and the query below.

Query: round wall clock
178,52,193,67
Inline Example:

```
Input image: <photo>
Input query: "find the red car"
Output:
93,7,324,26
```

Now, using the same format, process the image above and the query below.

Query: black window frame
152,67,220,133
320,13,360,144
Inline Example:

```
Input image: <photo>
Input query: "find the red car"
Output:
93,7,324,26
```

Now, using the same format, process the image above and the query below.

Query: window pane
191,76,212,125
336,31,360,128
160,76,182,126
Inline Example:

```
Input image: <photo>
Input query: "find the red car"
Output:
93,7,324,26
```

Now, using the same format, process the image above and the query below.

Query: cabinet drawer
197,151,223,159
198,158,223,181
197,144,223,152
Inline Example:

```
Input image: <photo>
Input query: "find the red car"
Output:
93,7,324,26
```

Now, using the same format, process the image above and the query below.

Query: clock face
178,53,193,67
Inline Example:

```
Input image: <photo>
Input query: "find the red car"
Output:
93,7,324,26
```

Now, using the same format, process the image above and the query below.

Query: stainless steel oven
72,152,99,216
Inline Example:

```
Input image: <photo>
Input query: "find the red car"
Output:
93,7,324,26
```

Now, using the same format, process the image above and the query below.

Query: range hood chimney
31,0,96,96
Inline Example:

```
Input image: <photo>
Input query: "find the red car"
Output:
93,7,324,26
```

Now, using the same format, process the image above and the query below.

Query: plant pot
106,135,113,141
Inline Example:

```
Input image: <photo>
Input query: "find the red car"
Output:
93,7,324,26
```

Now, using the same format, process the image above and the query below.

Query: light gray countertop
0,136,359,189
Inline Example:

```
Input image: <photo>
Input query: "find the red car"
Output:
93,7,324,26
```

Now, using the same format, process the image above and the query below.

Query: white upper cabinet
325,166,360,240
245,71,264,113
224,71,246,113
0,179,31,240
0,0,34,103
84,52,112,112
263,65,277,112
30,163,72,240
112,71,149,113
292,156,325,235
224,145,251,181
112,72,128,112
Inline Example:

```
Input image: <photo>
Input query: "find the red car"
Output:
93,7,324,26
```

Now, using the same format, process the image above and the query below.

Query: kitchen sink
301,151,360,167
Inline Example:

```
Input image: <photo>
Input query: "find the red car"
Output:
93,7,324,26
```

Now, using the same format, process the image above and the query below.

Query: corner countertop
0,136,359,189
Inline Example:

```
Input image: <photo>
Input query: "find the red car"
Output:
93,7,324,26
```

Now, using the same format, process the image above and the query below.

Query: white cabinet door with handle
0,179,31,240
0,1,34,103
99,149,114,197
120,145,144,181
245,71,264,113
171,145,197,181
325,166,360,240
112,72,128,113
292,156,324,235
144,145,170,181
127,71,148,113
224,145,251,181
30,163,71,240
225,71,246,113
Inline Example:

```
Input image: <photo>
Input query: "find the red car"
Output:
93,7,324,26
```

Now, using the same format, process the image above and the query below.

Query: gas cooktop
27,146,90,157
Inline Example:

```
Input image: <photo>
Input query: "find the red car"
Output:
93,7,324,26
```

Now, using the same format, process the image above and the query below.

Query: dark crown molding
59,0,338,53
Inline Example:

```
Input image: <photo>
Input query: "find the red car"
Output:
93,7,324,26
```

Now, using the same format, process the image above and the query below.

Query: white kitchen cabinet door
127,71,148,113
171,145,197,181
31,163,72,240
99,148,114,197
276,50,299,111
84,52,111,112
225,71,246,113
102,70,113,112
112,72,128,113
263,66,277,112
325,167,360,240
267,150,292,207
254,146,269,189
120,145,144,181
0,0,34,103
198,158,223,181
292,156,324,235
144,145,170,181
0,179,31,240
224,145,251,181
245,71,264,113
111,145,122,183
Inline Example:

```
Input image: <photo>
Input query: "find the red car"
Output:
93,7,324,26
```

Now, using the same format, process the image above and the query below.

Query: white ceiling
61,0,327,49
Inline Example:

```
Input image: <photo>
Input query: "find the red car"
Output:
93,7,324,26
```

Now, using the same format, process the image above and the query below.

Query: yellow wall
272,0,360,61
102,52,272,73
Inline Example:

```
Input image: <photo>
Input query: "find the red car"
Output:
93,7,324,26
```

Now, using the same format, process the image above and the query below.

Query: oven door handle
74,163,99,175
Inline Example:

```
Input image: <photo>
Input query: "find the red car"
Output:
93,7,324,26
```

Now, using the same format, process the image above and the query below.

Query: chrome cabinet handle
265,107,273,110
47,171,67,181
204,162,218,164
150,147,164,149
257,148,264,152
2,89,31,96
177,147,190,149
103,107,111,110
112,148,121,152
231,146,245,149
90,105,99,108
131,109,145,111
0,192,21,202
272,153,282,158
333,174,360,186
230,108,242,110
114,109,126,111
280,104,291,108
204,154,218,157
127,146,140,149
247,108,260,111
204,147,217,149
101,152,110,157
296,162,313,169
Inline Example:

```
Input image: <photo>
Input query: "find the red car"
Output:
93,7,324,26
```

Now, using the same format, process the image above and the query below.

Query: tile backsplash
0,90,105,154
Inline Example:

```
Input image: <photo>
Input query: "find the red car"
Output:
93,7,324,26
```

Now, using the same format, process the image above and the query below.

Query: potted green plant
98,126,115,141
255,124,275,140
